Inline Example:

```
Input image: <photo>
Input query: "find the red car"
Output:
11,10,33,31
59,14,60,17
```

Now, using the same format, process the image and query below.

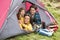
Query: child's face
24,16,30,24
20,10,25,16
30,8,36,15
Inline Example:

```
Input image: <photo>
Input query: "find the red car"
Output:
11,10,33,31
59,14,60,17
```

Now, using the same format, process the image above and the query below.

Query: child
41,21,46,29
17,8,25,24
28,5,41,26
19,14,33,32
37,22,54,36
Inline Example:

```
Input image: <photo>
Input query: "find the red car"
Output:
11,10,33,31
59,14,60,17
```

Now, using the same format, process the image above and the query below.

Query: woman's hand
18,20,23,24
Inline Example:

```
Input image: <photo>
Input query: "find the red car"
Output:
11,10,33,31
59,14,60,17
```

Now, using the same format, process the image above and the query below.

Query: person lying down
36,21,54,36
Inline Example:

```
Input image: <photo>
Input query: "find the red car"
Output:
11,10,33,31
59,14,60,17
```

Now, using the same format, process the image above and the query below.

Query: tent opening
16,1,58,32
16,1,39,28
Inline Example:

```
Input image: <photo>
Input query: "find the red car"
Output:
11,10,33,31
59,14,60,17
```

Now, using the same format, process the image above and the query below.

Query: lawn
6,1,60,40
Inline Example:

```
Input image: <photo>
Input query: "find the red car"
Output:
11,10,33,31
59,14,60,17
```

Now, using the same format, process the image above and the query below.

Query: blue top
34,12,41,24
27,12,41,25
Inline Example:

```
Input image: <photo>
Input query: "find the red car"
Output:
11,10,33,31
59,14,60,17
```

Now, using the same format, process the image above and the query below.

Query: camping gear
0,0,58,40
48,25,58,32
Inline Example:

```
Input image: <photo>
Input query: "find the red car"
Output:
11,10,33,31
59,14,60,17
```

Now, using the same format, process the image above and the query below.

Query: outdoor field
6,0,60,40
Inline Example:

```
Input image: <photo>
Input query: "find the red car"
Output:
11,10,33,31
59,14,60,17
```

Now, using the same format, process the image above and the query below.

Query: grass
7,2,60,40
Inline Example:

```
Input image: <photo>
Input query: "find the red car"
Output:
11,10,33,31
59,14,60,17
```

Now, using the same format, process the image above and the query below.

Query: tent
0,0,58,40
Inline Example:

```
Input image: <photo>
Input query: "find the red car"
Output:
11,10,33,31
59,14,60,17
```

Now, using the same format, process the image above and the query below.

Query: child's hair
24,14,32,25
29,4,37,11
41,21,46,29
17,8,25,20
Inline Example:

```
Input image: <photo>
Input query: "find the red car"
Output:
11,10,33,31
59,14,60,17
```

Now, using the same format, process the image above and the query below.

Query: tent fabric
27,0,46,10
38,8,52,25
0,0,11,29
37,0,45,7
45,11,55,23
0,0,26,40
0,0,57,40
45,11,53,22
26,1,32,11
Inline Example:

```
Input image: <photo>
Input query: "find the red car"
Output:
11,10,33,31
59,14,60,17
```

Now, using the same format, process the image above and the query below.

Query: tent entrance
17,1,57,26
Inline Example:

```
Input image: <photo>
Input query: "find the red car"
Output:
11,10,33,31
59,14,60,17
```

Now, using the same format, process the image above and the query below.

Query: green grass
7,3,60,40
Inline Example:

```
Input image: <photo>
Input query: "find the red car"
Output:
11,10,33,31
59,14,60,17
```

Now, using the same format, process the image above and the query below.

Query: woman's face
30,8,36,15
24,16,30,24
20,10,25,16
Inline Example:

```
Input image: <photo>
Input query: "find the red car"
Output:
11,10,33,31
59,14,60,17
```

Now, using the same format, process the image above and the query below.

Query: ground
6,1,60,40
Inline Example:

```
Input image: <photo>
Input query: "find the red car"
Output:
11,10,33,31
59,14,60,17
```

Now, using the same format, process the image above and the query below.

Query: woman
28,5,41,25
19,14,34,32
17,8,25,24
